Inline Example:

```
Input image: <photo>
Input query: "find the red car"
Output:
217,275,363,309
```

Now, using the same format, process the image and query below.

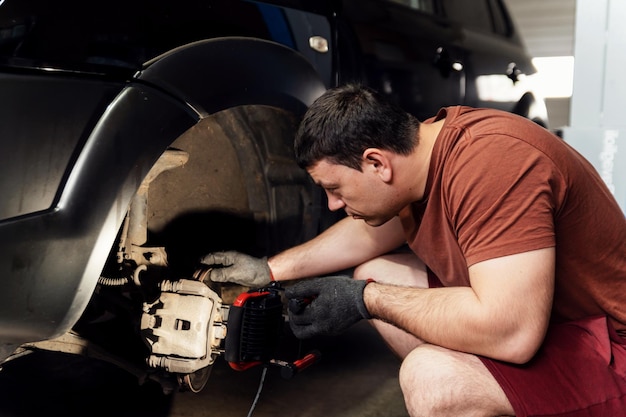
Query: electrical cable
246,365,268,417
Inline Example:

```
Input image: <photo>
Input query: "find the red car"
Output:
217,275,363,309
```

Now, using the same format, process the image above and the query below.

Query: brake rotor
179,365,213,393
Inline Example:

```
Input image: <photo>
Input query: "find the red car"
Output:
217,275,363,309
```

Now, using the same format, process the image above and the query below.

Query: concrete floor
0,322,408,417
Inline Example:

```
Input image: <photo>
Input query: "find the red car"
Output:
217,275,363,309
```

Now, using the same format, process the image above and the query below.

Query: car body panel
0,84,194,343
0,75,122,221
138,37,327,117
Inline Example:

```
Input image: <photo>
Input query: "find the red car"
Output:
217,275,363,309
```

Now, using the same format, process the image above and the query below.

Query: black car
0,0,547,393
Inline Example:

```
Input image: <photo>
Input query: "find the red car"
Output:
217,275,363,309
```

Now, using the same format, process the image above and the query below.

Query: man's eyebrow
316,180,336,189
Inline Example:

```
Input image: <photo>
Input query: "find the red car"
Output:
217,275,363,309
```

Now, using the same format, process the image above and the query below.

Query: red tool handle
276,350,321,379
293,351,320,372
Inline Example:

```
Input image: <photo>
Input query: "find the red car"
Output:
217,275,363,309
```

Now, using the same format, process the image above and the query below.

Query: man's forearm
363,282,540,363
268,216,405,281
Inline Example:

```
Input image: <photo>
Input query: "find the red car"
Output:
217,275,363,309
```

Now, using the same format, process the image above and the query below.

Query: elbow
495,327,546,364
502,345,539,365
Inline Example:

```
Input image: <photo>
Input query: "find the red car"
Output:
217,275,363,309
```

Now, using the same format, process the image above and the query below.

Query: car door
440,0,537,113
339,0,465,120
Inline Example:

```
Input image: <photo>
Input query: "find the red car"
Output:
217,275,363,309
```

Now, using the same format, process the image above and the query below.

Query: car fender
0,37,327,349
137,36,328,117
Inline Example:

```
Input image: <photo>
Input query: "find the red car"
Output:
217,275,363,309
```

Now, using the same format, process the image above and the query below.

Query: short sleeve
444,134,558,266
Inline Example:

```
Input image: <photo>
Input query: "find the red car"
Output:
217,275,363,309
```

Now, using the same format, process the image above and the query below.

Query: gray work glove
285,276,372,339
200,251,272,287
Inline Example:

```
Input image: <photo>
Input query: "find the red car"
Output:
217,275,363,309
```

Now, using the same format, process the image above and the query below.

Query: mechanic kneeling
200,84,626,417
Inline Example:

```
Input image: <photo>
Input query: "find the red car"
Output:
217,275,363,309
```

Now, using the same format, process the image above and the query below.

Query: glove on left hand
285,276,372,339
199,251,272,288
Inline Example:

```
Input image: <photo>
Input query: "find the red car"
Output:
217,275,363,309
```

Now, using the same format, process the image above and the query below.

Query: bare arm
363,247,555,363
268,216,406,281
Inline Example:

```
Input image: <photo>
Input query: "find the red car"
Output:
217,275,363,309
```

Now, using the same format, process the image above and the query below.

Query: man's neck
405,119,445,200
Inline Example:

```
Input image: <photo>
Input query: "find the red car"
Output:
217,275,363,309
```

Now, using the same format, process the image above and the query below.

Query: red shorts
480,316,626,416
427,270,626,416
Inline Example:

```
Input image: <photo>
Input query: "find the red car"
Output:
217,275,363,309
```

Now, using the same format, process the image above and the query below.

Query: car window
488,0,513,37
441,0,493,32
386,0,435,14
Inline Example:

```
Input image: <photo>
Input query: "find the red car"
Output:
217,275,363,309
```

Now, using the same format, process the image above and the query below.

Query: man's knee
399,344,452,412
399,345,513,417
352,258,382,281
353,252,427,287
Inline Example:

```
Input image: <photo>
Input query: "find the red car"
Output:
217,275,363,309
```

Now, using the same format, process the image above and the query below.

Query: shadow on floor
0,322,408,417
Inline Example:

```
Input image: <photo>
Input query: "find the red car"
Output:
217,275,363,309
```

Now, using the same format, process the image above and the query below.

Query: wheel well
144,105,317,276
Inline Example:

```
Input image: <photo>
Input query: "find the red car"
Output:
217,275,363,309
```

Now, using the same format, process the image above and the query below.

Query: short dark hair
294,83,420,170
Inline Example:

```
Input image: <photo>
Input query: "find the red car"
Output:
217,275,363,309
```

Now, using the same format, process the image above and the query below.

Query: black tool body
224,283,320,377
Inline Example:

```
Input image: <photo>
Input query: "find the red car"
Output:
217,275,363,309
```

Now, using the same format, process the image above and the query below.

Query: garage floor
0,322,408,417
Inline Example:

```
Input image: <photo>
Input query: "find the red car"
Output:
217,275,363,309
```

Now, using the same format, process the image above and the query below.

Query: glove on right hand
199,251,272,287
285,275,372,339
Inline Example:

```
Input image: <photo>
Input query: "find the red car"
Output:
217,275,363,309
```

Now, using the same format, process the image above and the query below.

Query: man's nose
326,194,346,212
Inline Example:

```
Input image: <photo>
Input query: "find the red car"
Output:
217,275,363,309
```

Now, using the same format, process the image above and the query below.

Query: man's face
307,158,401,227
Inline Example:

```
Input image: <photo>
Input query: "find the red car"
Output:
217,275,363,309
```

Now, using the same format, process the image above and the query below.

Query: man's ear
362,148,392,182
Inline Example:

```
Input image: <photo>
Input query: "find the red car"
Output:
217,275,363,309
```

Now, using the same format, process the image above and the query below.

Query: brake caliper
140,278,227,390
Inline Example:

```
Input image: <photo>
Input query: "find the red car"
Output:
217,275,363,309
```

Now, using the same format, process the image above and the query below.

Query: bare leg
400,345,514,417
353,252,429,358
354,253,515,417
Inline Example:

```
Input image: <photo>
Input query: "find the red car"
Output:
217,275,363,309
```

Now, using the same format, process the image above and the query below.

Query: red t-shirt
399,106,626,334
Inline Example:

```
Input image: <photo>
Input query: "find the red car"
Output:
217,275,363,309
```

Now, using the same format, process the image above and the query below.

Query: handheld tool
224,282,320,378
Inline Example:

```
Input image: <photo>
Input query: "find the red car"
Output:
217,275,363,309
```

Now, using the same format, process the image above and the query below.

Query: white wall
504,0,576,129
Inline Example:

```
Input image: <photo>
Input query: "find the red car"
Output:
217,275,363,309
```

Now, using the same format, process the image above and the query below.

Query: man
201,84,626,416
